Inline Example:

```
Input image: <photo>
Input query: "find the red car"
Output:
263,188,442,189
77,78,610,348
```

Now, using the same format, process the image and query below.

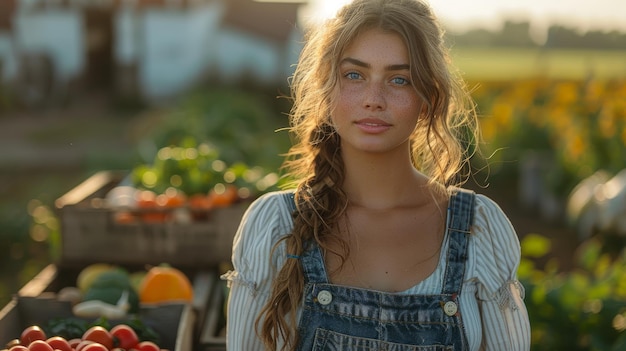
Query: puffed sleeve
221,191,294,351
471,194,531,351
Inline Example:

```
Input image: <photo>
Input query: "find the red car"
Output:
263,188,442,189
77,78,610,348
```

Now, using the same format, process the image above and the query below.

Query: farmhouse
0,0,307,106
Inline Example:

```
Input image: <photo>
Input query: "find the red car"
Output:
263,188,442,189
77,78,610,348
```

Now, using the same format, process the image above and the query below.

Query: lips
354,118,392,133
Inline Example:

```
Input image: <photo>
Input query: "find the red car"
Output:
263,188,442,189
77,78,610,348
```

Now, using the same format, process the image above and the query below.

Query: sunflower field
469,75,626,349
472,77,626,201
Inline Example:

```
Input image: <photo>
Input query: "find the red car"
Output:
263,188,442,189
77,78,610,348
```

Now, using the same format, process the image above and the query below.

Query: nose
363,82,386,110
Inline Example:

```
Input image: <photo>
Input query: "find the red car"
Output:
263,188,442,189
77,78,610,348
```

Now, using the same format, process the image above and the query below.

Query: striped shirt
223,190,531,350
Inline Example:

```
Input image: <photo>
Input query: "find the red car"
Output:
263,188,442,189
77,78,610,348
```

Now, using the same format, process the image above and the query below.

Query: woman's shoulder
241,189,296,230
464,190,522,283
472,192,516,234
447,187,518,253
235,190,296,247
248,189,296,211
228,189,296,293
447,186,512,224
460,190,527,310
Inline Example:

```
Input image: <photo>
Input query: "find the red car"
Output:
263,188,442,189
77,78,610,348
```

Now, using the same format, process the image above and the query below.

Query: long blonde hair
257,0,479,349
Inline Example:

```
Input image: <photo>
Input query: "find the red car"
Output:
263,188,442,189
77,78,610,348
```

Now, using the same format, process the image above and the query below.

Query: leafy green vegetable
45,316,160,344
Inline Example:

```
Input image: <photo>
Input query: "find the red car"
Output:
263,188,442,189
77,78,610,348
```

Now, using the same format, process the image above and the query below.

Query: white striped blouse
222,190,531,350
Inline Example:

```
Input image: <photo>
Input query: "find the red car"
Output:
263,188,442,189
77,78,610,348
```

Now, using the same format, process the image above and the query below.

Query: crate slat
54,170,246,267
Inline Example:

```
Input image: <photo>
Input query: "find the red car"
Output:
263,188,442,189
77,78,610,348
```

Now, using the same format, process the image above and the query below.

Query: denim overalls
294,188,475,351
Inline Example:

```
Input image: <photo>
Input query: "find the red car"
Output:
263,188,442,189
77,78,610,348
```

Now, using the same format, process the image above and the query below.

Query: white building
0,0,306,106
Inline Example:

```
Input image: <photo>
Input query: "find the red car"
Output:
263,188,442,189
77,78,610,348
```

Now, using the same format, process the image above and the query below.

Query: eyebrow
340,57,410,71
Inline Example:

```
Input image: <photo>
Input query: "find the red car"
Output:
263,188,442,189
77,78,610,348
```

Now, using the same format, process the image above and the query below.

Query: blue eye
392,77,410,85
345,72,361,80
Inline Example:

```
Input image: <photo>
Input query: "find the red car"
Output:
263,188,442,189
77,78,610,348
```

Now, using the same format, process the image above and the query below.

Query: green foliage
130,138,281,196
46,316,161,343
0,205,32,306
128,87,294,196
520,234,626,350
139,87,291,172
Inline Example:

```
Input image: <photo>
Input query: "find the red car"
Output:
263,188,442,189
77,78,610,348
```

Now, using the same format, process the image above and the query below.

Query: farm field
1,46,625,349
451,47,626,80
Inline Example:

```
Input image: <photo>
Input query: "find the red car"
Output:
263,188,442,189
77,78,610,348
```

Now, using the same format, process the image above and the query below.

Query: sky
300,0,626,35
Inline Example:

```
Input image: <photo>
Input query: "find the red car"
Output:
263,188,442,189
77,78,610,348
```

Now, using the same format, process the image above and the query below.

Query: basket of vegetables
0,262,206,351
54,141,280,268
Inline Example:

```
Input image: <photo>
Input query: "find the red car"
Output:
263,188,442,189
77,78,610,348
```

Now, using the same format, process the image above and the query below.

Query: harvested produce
45,336,72,351
81,326,113,350
64,262,192,320
20,326,46,346
109,324,139,350
138,265,193,304
81,269,140,314
23,340,52,351
77,264,119,293
72,290,129,319
6,323,164,351
100,140,281,224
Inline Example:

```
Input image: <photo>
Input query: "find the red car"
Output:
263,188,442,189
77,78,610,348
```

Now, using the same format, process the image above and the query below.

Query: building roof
0,0,17,30
222,0,306,43
5,0,307,43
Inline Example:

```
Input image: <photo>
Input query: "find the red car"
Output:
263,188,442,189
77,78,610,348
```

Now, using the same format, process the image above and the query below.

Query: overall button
443,301,458,316
316,290,333,305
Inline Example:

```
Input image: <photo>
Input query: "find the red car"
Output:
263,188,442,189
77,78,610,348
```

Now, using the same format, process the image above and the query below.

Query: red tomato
136,190,166,222
74,340,94,351
134,341,160,351
6,339,21,349
8,346,28,351
81,344,109,351
82,326,113,350
26,340,52,351
110,324,139,350
67,338,82,349
45,337,72,351
20,326,46,346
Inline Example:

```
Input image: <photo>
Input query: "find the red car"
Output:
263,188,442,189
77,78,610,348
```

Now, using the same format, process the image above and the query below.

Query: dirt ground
0,93,155,206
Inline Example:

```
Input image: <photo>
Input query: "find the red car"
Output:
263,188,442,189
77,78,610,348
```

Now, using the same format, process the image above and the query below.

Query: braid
256,129,347,351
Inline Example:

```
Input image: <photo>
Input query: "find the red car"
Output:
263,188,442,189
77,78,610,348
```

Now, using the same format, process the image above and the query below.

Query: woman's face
330,28,423,154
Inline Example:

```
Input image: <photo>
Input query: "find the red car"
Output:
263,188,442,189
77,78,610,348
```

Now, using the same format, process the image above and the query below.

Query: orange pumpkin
138,265,193,304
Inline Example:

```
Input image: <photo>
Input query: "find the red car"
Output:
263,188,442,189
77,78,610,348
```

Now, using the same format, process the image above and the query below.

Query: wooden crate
0,169,244,349
0,297,193,351
0,264,216,351
54,170,247,268
199,280,227,351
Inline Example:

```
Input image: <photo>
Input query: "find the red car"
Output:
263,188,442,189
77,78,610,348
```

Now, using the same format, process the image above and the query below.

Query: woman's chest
325,206,447,293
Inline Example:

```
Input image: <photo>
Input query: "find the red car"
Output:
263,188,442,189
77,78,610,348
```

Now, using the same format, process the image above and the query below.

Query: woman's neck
340,145,435,210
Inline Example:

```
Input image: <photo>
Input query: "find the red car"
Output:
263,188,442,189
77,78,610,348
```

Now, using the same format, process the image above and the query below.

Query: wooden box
0,264,219,351
199,280,227,351
54,170,246,268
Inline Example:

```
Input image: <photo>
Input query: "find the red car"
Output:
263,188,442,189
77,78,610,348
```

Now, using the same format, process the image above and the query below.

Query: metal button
317,290,333,305
443,301,458,316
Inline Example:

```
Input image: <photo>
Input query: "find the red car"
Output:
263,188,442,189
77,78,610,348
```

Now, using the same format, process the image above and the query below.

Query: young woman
222,0,531,350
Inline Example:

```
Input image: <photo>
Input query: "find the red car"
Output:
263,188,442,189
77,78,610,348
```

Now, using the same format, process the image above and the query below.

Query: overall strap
284,191,296,212
442,187,476,295
283,191,329,283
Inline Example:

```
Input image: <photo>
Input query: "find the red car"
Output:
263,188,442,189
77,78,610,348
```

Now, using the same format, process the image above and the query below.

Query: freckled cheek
332,87,360,113
338,85,361,100
393,90,423,109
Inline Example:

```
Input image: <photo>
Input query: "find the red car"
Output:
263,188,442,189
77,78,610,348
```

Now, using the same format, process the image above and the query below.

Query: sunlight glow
302,0,626,33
